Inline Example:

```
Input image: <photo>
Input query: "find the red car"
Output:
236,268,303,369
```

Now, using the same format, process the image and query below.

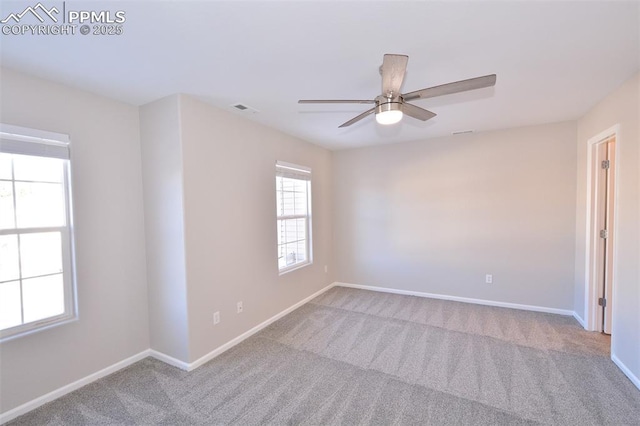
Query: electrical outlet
213,311,220,325
485,274,493,284
237,301,243,314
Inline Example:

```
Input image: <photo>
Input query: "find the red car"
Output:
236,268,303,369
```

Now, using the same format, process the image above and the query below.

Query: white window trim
276,161,313,274
0,124,78,343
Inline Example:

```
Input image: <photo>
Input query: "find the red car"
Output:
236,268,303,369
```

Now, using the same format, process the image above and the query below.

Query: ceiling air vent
230,103,259,114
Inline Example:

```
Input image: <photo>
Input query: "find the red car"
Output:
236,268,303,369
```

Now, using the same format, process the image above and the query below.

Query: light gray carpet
9,287,640,425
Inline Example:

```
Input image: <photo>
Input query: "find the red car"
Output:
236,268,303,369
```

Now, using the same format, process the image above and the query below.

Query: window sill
0,314,78,344
279,261,312,276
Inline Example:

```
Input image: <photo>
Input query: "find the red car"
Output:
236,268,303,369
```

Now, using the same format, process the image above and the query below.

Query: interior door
603,139,615,334
595,137,615,334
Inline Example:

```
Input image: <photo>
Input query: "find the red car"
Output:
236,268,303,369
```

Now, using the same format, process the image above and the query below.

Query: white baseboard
0,349,151,425
572,311,587,328
148,349,190,371
335,282,575,316
187,282,337,371
611,354,640,391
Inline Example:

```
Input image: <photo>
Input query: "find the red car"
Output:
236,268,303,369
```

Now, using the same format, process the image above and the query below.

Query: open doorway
585,125,618,334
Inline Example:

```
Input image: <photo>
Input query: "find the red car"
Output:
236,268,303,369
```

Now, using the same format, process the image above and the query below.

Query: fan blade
402,74,497,102
338,108,376,128
381,54,409,98
402,103,436,121
298,99,375,104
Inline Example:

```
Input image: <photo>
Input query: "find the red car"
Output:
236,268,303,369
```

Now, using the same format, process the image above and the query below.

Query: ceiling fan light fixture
375,102,403,125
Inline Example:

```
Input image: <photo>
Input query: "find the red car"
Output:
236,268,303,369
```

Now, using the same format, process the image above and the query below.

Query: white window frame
0,124,77,342
276,161,312,274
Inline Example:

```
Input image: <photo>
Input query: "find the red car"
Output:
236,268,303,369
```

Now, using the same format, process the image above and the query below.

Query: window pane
15,182,65,228
297,218,307,241
0,153,12,180
278,220,307,267
278,218,305,244
282,240,306,267
282,190,295,216
294,179,307,193
0,181,15,229
13,154,63,183
22,274,64,323
297,240,307,263
281,177,296,191
284,243,298,266
0,281,22,330
0,235,20,282
284,219,297,243
294,190,307,215
20,232,63,279
276,177,308,218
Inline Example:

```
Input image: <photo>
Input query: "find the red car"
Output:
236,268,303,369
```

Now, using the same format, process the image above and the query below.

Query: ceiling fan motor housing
375,95,403,114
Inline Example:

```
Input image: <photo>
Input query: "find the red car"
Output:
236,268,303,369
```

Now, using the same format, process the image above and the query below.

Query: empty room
0,1,639,424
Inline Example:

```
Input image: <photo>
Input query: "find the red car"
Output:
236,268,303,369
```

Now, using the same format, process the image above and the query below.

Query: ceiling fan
299,54,496,128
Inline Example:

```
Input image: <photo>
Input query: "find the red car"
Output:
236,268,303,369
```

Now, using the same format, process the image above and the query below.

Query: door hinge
600,229,608,239
598,297,607,307
601,160,610,169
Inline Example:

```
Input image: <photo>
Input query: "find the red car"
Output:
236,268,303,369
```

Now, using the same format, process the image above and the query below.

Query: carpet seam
307,300,604,360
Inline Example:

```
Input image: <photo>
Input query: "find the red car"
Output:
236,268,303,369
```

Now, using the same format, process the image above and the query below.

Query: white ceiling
1,1,638,150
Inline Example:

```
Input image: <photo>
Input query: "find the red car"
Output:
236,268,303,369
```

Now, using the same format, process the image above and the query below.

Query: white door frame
584,124,619,331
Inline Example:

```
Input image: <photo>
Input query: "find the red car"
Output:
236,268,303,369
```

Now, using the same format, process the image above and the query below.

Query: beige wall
0,68,150,413
138,94,334,364
179,95,333,361
574,73,639,380
139,95,190,361
332,121,577,310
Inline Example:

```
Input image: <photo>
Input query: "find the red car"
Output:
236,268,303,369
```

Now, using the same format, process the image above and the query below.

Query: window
276,161,312,273
0,124,76,342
